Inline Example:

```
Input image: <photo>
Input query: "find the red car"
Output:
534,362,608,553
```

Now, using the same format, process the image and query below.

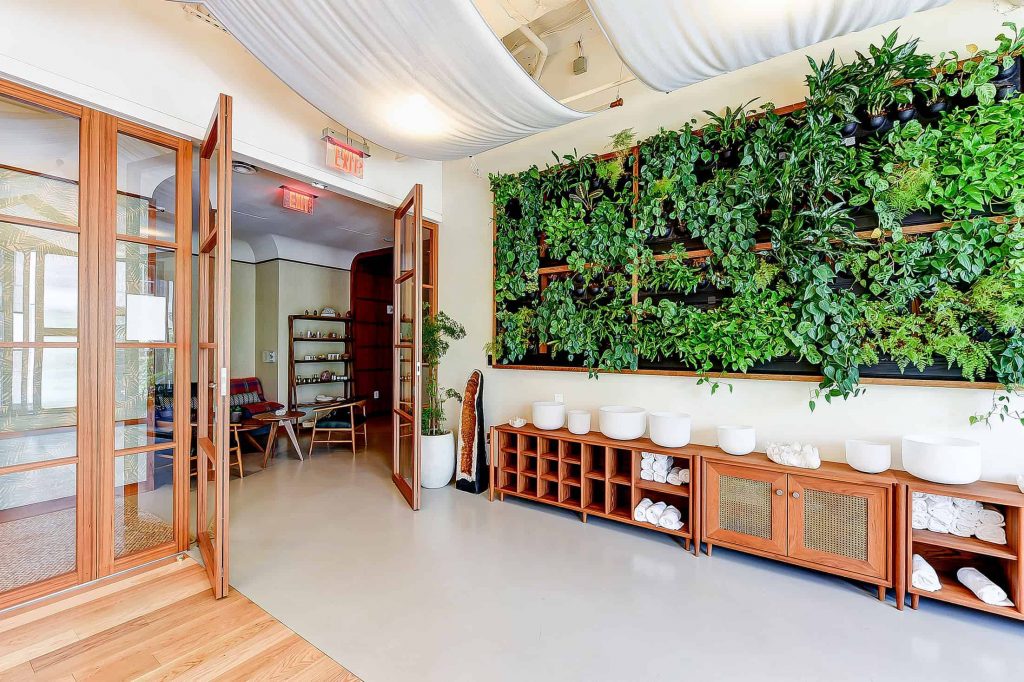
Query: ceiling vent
231,161,259,175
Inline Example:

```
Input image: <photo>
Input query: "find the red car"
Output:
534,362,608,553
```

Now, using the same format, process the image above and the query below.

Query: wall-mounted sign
327,143,365,179
281,186,316,214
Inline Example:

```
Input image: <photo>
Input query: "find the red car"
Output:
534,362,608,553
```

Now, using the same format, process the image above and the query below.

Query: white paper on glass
126,293,167,342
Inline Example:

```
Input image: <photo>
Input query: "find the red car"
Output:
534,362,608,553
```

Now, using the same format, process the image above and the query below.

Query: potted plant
420,307,466,488
230,405,242,424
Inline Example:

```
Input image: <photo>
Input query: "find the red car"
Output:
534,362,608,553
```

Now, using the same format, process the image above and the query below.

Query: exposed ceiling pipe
516,23,549,81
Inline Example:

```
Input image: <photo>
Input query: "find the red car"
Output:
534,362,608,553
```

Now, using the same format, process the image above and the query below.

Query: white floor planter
421,432,455,489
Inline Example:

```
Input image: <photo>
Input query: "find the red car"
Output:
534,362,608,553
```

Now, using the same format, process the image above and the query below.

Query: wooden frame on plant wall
488,43,1023,393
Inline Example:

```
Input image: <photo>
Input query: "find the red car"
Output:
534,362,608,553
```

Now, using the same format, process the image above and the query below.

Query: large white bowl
599,406,646,440
532,401,566,430
902,435,981,484
649,411,691,448
845,439,892,474
718,425,756,456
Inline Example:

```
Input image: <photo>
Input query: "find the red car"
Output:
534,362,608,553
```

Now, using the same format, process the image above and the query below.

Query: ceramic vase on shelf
421,432,455,488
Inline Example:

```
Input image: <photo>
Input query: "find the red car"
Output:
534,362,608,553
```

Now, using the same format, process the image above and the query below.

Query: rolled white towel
633,498,653,522
929,506,955,526
912,512,928,530
975,524,1008,545
652,460,671,475
644,501,667,525
912,499,928,515
640,469,655,481
658,505,683,530
957,567,1013,607
952,497,982,510
927,517,951,534
950,518,977,538
653,454,670,464
679,468,690,484
912,554,942,592
956,507,982,524
666,467,684,486
653,471,667,484
641,451,655,461
927,497,955,514
979,507,1005,526
640,459,654,472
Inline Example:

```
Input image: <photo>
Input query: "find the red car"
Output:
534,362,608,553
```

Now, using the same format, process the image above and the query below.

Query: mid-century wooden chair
308,399,368,455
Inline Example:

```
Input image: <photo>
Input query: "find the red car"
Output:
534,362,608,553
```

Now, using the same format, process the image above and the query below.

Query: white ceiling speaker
231,161,258,175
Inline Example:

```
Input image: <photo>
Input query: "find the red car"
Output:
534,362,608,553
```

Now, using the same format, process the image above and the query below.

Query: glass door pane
392,185,423,510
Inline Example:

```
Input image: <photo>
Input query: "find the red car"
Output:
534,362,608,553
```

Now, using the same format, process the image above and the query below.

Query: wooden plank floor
0,556,359,681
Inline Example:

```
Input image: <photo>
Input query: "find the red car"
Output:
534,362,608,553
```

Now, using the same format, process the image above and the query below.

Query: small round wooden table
253,410,307,467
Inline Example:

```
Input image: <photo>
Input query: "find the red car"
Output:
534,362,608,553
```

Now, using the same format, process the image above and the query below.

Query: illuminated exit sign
280,186,316,214
327,143,365,179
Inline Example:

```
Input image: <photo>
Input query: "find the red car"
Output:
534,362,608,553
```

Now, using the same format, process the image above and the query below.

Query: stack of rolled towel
639,452,689,486
911,493,1007,545
633,498,684,531
911,554,1015,606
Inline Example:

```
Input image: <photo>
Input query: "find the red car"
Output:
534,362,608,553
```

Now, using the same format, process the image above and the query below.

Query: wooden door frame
703,460,788,556
195,94,233,599
392,184,424,510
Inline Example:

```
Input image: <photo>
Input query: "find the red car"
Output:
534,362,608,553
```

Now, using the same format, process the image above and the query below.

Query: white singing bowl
902,435,981,484
532,401,566,430
845,439,891,474
599,406,647,440
718,425,756,456
648,411,692,448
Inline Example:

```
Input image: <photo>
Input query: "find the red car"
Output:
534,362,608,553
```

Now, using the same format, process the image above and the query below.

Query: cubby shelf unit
897,473,1024,622
490,424,700,554
287,314,354,409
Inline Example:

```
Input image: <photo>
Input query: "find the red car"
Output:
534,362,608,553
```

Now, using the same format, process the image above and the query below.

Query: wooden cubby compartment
539,454,559,482
584,445,606,480
635,490,690,536
518,433,538,457
562,440,583,465
584,478,606,514
608,447,633,486
539,478,559,504
634,451,692,497
608,482,633,520
537,436,559,460
560,482,582,508
902,475,1024,621
519,474,538,498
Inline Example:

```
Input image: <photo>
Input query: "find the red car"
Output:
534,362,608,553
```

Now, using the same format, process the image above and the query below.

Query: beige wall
190,257,257,381
439,0,1024,483
253,260,351,405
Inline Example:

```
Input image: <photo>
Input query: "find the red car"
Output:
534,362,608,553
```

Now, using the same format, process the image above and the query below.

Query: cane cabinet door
704,461,788,555
787,475,889,579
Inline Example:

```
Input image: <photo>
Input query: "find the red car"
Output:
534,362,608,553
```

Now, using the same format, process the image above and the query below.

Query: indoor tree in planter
420,307,466,488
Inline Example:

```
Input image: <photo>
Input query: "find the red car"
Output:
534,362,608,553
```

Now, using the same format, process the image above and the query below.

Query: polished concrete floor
228,421,1024,682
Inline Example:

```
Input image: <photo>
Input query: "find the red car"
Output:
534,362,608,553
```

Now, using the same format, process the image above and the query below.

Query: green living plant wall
490,25,1024,424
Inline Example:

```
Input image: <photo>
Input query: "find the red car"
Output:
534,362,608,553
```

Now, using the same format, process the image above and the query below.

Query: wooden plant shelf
489,424,700,554
898,473,1024,622
288,314,355,410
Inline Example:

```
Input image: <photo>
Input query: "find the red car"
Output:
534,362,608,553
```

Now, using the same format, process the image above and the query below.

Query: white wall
0,0,442,221
440,0,1024,483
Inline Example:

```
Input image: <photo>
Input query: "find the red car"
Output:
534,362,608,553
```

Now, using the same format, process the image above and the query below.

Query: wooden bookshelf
287,314,354,410
490,424,699,554
898,473,1024,621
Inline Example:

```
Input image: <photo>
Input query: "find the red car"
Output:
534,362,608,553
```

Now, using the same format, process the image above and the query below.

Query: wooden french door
0,78,195,611
392,185,424,510
195,95,233,598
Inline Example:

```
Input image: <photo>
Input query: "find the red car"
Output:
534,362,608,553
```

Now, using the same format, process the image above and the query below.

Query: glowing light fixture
387,94,445,138
281,186,317,214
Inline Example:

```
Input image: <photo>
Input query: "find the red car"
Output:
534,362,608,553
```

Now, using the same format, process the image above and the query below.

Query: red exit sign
327,143,365,179
281,186,316,214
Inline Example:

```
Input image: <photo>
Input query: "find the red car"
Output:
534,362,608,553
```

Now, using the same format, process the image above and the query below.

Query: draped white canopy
200,0,589,160
587,0,953,93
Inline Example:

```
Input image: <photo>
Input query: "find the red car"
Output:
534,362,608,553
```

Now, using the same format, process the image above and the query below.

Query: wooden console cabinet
701,451,901,607
490,425,700,554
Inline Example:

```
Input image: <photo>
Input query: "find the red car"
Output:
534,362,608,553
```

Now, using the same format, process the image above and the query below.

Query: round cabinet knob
775,489,784,496
792,491,801,499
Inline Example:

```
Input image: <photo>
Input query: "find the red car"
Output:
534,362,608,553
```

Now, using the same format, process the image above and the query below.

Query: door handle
792,491,800,499
775,489,784,496
208,382,217,389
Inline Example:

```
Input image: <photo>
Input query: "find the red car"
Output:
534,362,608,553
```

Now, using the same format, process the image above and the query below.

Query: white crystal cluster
766,441,821,469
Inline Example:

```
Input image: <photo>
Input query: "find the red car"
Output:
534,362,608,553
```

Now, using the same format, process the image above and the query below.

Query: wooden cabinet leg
581,512,588,523
706,542,713,557
683,538,690,552
910,594,919,610
499,492,505,501
877,585,886,602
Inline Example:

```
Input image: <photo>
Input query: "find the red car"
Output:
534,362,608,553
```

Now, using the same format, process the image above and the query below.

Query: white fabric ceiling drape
200,0,588,160
587,0,953,93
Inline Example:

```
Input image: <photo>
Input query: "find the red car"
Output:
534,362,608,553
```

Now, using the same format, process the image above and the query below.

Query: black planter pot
860,112,891,132
995,82,1020,102
994,55,1021,82
717,146,740,169
840,120,860,137
890,105,917,124
571,274,587,298
918,98,949,121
